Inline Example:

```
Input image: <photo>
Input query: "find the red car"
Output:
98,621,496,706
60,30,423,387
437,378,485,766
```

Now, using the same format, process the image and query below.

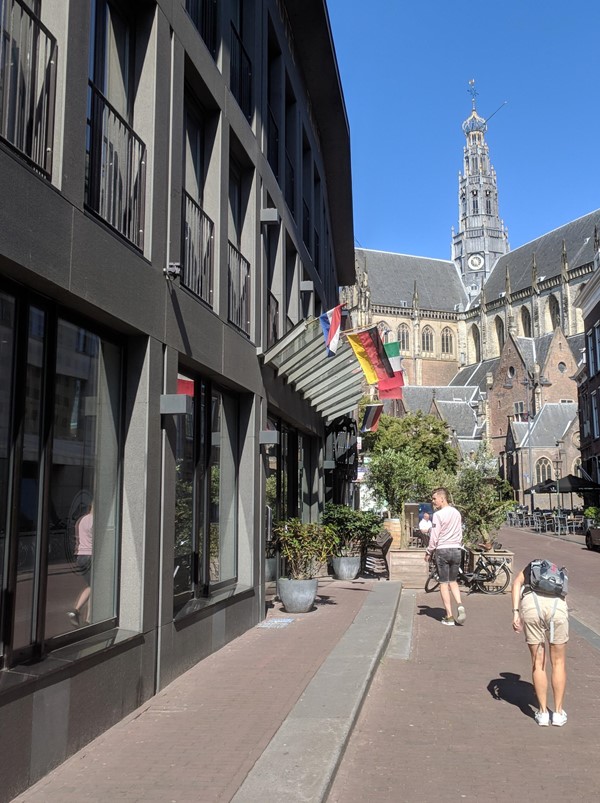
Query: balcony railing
267,105,279,179
86,82,146,250
182,191,214,305
185,0,217,58
0,0,57,177
284,149,294,214
230,24,252,121
266,291,279,349
228,241,251,337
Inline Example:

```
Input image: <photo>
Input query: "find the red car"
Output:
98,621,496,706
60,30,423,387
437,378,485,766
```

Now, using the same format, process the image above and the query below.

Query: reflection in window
174,373,197,607
0,293,15,645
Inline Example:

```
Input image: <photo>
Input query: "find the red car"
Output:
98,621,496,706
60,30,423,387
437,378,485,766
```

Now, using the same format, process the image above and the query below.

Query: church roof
434,399,478,438
522,402,578,448
456,438,485,458
450,359,500,391
567,333,586,365
401,385,479,413
356,249,468,312
484,209,600,299
513,333,554,373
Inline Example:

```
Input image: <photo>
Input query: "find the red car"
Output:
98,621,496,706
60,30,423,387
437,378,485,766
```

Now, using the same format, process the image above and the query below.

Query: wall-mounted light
160,394,193,415
259,430,280,446
260,208,280,226
164,263,181,280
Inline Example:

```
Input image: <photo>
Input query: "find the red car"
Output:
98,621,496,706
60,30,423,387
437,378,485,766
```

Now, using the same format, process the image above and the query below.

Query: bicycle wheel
425,569,440,593
475,565,510,595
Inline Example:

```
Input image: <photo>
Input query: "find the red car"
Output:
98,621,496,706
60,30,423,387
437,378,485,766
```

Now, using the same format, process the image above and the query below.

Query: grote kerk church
343,88,600,503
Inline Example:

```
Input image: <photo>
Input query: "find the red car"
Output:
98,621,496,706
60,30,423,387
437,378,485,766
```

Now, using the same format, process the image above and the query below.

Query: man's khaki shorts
520,593,569,645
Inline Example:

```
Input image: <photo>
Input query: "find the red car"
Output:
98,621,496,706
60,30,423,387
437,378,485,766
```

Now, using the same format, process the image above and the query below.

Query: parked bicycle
425,544,511,595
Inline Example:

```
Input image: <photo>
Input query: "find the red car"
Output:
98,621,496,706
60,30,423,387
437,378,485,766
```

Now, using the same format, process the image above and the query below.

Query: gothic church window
421,326,434,354
485,198,492,215
472,197,478,214
441,327,453,355
536,457,552,484
377,321,391,344
548,295,560,330
398,323,410,352
469,324,481,363
495,316,505,352
520,306,532,338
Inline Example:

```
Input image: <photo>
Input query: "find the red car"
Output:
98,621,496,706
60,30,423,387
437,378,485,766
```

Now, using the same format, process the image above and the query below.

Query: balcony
284,149,294,214
228,241,251,337
185,0,217,58
86,82,147,250
266,291,279,350
267,105,279,179
182,191,214,305
0,0,57,177
230,24,251,121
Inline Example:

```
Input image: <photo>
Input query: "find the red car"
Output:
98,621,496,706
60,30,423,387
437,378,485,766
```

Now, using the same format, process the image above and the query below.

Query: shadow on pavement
487,671,536,719
417,604,445,621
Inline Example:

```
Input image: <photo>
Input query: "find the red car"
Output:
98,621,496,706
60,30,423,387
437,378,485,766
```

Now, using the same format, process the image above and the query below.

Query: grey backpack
529,559,568,597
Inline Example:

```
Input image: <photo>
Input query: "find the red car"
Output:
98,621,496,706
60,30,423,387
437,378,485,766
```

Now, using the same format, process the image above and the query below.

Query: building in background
0,1,358,797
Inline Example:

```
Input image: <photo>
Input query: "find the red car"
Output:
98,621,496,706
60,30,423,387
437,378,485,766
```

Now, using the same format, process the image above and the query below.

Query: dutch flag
319,305,343,357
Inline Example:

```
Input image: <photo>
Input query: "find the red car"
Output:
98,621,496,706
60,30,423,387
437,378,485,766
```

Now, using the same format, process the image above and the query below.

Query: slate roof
513,333,554,372
449,359,500,391
356,249,468,312
483,209,600,301
401,385,479,413
434,400,478,438
523,403,578,448
457,439,485,458
510,421,529,449
567,333,586,365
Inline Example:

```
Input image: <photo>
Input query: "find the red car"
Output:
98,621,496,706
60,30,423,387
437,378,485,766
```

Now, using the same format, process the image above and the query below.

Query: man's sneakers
456,605,466,625
534,710,550,726
441,616,455,626
552,710,567,727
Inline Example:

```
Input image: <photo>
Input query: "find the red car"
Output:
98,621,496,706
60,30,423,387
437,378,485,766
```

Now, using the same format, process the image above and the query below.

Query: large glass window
0,288,122,665
173,373,239,614
421,326,434,354
398,324,410,352
536,457,552,484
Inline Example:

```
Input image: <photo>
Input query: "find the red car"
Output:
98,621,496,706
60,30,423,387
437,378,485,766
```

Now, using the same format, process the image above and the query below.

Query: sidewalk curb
231,580,403,803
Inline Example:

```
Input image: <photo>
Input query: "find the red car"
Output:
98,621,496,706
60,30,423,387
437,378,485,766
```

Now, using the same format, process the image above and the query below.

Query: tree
371,411,458,473
365,449,431,518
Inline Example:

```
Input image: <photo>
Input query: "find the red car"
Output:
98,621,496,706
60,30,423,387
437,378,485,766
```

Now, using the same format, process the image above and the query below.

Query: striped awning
262,318,363,421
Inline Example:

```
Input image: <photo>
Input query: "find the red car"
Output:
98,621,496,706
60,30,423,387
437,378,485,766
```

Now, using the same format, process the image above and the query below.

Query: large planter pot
277,577,318,613
332,556,361,581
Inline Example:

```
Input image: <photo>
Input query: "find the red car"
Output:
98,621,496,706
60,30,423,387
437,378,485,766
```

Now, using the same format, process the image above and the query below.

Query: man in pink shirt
424,487,466,626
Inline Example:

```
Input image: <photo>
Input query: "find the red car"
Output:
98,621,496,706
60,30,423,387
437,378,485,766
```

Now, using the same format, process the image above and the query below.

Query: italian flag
379,341,404,399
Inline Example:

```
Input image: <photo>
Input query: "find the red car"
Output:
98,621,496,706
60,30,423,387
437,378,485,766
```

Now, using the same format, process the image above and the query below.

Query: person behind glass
424,488,466,626
511,563,568,727
68,503,93,627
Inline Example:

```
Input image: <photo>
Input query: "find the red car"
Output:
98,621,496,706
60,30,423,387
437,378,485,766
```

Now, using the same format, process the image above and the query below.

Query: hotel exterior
0,1,357,797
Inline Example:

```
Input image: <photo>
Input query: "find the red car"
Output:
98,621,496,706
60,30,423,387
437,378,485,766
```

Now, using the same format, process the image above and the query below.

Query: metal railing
284,149,294,214
267,105,279,178
182,191,214,305
230,24,251,121
0,0,57,177
228,241,251,336
86,82,147,250
185,0,217,57
266,291,279,349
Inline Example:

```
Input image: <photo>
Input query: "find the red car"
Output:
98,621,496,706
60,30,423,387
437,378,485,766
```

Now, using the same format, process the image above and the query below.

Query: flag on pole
379,341,404,400
346,327,394,384
319,305,343,357
360,403,384,433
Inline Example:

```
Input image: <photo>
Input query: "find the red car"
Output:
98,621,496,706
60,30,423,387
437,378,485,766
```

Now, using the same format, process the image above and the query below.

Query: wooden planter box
389,547,428,588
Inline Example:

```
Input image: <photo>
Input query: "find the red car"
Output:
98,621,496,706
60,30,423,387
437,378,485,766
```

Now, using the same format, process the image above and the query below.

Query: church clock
467,253,484,270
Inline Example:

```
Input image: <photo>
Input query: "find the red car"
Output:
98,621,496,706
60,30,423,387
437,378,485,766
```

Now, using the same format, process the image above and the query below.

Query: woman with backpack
512,559,568,727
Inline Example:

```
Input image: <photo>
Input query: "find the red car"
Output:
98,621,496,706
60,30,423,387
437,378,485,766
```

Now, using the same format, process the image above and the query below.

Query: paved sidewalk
330,583,600,802
12,579,401,803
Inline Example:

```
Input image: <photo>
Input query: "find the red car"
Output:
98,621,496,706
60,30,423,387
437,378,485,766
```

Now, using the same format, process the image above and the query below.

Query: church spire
451,80,510,299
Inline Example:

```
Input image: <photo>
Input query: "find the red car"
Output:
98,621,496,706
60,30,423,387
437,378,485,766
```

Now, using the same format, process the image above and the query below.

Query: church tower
451,81,509,299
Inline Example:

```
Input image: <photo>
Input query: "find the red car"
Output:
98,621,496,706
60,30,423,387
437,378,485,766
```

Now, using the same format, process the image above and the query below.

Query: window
536,457,552,484
548,295,560,330
398,323,410,352
593,392,599,440
421,326,434,354
378,322,391,344
587,330,595,376
174,373,239,614
0,289,122,666
595,325,600,377
185,0,217,57
485,198,492,215
470,324,481,363
514,401,525,421
441,327,453,355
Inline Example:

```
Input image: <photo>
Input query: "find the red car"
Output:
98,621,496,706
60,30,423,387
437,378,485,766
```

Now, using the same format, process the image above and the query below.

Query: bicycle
425,544,511,595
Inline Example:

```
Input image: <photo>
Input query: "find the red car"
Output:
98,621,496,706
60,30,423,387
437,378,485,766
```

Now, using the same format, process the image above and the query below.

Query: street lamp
553,439,564,534
521,365,552,513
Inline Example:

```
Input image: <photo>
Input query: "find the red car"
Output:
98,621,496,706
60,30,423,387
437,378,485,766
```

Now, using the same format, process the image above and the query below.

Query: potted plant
272,518,338,612
322,504,382,580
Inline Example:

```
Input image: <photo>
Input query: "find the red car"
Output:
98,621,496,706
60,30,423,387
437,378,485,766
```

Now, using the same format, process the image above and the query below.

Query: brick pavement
330,580,600,802
12,579,377,803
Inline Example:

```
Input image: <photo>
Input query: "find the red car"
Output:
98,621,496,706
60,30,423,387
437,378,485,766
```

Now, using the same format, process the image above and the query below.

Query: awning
262,318,364,421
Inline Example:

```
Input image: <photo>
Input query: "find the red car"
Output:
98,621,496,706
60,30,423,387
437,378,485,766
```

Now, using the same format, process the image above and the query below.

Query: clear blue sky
327,0,600,260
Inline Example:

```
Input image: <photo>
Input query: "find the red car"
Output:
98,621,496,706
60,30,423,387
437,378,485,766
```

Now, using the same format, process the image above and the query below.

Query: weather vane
468,78,478,110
